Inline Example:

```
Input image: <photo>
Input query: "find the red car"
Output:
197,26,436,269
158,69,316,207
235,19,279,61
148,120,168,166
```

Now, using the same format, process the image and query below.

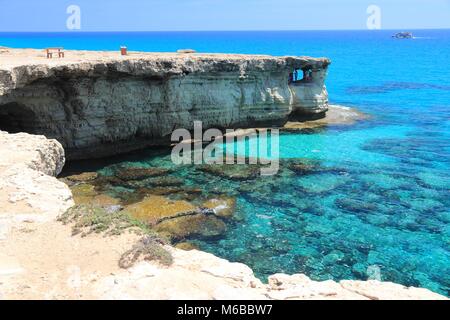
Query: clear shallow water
6,30,449,295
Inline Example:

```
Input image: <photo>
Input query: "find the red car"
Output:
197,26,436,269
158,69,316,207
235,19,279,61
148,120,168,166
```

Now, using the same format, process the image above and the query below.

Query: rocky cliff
0,49,330,159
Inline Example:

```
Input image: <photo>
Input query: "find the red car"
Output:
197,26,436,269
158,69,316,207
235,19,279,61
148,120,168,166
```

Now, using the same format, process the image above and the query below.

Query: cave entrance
0,102,38,134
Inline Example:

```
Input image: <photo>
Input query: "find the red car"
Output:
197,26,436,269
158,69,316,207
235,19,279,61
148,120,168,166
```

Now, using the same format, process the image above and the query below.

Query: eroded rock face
0,50,330,159
290,68,329,119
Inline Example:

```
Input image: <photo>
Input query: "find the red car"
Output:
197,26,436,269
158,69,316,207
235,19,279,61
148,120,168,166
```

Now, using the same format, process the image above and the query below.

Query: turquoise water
4,30,449,295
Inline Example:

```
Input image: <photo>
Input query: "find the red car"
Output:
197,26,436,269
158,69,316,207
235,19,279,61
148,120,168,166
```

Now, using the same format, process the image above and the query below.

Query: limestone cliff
0,49,330,159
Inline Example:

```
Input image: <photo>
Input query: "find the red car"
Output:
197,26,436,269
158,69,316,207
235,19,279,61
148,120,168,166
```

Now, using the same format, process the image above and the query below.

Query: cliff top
0,47,330,70
0,47,330,96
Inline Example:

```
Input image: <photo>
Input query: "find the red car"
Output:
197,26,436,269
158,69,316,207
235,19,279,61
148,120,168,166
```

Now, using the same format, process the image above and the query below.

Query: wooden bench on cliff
45,47,65,59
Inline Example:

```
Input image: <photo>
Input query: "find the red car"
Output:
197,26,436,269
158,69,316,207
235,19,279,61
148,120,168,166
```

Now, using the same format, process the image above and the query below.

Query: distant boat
392,32,413,39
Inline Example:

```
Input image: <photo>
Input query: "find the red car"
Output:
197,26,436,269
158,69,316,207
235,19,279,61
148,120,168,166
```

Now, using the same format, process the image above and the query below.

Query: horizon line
1,28,450,33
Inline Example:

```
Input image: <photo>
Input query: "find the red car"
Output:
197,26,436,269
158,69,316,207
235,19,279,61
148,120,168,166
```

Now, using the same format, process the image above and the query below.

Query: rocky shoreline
0,129,446,300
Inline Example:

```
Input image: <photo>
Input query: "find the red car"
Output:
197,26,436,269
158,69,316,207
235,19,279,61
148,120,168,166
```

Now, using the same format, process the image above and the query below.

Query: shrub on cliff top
119,235,173,268
58,204,168,240
58,204,173,268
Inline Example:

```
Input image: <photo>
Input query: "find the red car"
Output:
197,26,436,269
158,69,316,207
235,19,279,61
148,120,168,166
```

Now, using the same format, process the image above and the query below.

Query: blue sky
0,0,449,31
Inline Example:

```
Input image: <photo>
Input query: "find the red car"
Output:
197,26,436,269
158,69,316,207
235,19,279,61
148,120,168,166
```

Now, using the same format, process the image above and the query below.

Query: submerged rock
154,214,227,241
137,186,203,200
335,198,378,213
289,163,316,174
116,167,171,181
417,172,450,189
66,172,99,183
124,176,184,189
91,175,127,189
71,183,97,205
125,195,197,225
138,186,185,196
360,173,408,190
123,193,227,241
175,242,200,251
322,250,346,266
203,197,237,219
288,162,320,175
297,173,350,194
198,164,262,181
70,182,122,207
144,176,184,187
117,190,146,206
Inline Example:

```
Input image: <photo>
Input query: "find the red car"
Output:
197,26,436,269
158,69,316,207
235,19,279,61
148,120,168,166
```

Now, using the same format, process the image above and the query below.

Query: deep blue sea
2,30,449,295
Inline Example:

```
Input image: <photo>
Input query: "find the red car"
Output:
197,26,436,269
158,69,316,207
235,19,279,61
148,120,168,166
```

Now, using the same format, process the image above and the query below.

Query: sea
1,30,449,296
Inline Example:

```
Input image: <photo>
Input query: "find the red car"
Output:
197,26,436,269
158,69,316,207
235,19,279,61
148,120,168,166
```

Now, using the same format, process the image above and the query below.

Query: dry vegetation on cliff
58,204,173,268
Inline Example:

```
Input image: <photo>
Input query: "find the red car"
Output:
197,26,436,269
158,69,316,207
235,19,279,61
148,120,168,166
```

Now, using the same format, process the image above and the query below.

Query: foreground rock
0,130,73,220
1,214,446,300
0,130,74,294
0,48,330,159
94,249,446,300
